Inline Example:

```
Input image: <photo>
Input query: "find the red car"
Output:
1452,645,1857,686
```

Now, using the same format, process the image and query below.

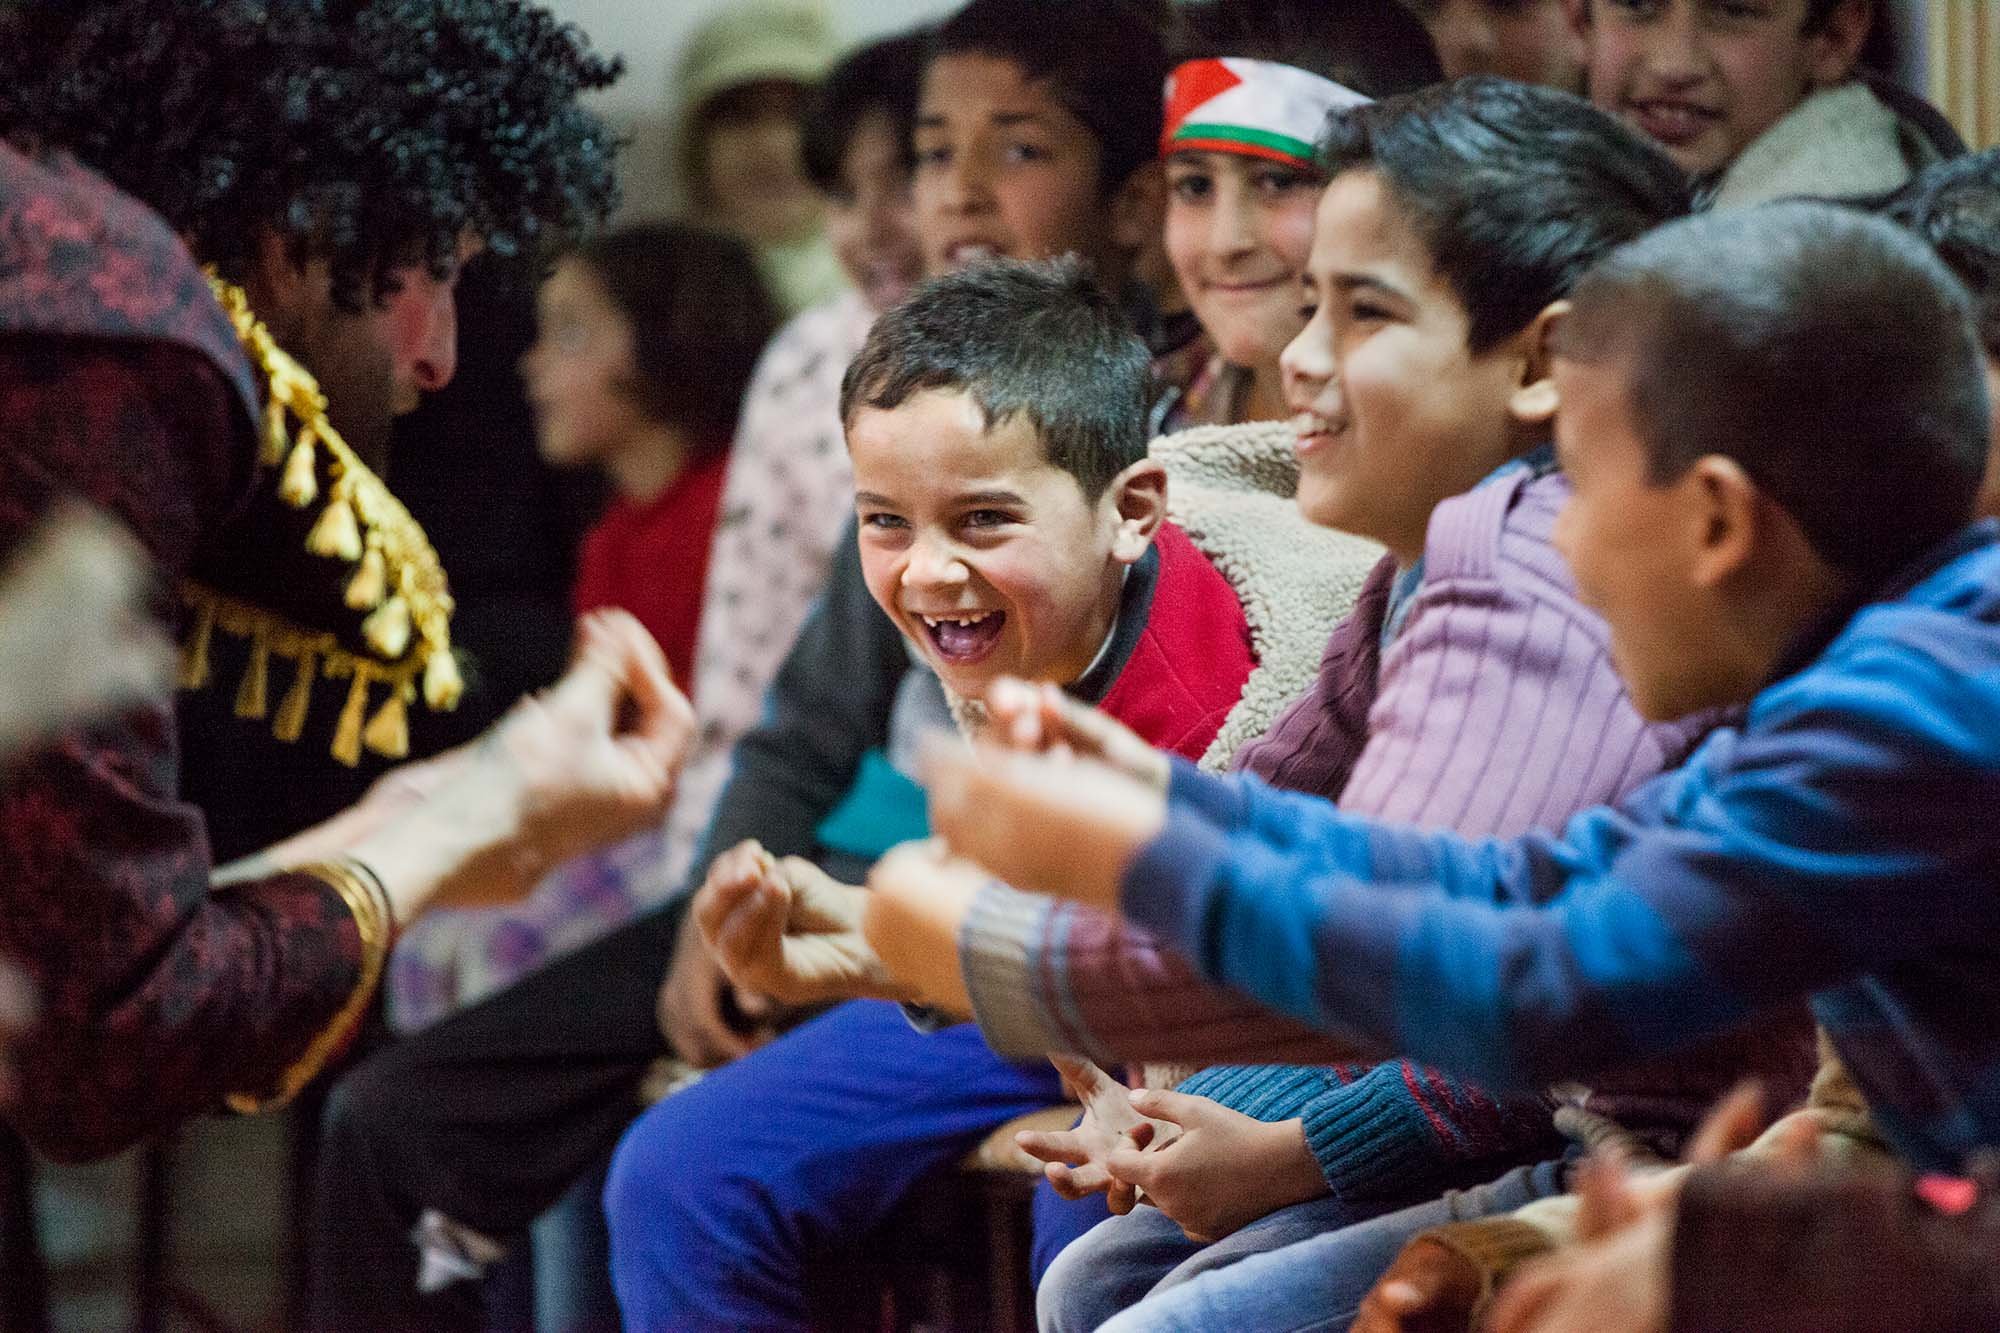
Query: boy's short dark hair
839,256,1150,498
1171,0,1441,102
801,30,927,200
1557,202,1989,580
930,0,1167,196
1885,148,2000,359
566,222,778,454
1320,77,1691,354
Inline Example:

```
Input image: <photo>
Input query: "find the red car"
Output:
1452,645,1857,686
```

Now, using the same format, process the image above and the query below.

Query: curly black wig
0,0,624,311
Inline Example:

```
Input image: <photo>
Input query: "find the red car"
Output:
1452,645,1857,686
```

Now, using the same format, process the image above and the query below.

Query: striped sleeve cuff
960,881,1069,1060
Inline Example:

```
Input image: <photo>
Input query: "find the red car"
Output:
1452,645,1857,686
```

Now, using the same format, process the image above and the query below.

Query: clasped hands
693,678,1175,1015
1017,1054,1329,1244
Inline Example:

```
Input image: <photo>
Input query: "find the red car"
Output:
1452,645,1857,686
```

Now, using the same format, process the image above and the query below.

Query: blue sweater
1121,522,2000,1174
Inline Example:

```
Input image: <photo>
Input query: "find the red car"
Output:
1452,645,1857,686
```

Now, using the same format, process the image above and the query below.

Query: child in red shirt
521,222,778,694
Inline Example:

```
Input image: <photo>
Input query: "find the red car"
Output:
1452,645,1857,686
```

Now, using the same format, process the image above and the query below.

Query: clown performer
0,0,694,1164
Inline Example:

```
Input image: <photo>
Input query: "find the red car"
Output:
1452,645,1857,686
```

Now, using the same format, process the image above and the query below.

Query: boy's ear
1508,300,1570,429
1682,454,1762,591
1103,457,1168,565
1109,161,1167,257
1806,0,1871,88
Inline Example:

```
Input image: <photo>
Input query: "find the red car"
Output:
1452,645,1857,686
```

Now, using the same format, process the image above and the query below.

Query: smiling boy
1570,0,1953,207
912,1,1164,291
843,261,1250,739
602,256,1262,1330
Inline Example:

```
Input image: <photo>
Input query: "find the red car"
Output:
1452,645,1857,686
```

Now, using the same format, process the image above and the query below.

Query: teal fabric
812,748,928,860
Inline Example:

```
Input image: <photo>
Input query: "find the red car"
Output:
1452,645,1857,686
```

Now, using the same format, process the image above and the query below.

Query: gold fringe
332,670,370,768
274,646,318,743
362,687,410,760
279,435,319,507
361,595,411,660
262,398,288,466
345,547,387,611
306,494,363,561
423,646,464,711
179,596,216,690
234,624,271,719
200,273,460,735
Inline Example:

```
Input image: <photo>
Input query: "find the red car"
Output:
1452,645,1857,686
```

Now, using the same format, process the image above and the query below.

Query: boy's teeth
920,612,991,627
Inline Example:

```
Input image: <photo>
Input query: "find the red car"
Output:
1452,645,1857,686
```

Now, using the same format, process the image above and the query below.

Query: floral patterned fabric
0,143,362,1161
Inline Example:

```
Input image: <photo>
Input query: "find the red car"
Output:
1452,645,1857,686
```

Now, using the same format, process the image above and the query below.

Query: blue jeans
603,999,1108,1331
1038,1187,1405,1333
1093,1159,1568,1333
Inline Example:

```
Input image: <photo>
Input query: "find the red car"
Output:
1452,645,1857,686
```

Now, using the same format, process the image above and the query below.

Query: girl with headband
1152,0,1441,433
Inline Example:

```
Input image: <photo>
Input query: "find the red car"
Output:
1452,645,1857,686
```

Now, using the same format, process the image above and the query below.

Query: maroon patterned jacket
0,142,364,1161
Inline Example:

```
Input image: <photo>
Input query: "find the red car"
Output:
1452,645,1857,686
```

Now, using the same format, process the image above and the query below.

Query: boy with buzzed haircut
878,202,2000,1326
1568,0,1959,208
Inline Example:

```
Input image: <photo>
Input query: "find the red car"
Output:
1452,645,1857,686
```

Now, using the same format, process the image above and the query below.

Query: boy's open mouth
917,610,1006,663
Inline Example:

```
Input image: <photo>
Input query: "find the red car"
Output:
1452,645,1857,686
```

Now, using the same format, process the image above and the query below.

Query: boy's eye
1298,302,1319,323
913,142,952,170
1348,299,1392,323
861,512,909,532
1168,173,1214,203
963,509,1013,529
1601,0,1663,16
1001,140,1050,166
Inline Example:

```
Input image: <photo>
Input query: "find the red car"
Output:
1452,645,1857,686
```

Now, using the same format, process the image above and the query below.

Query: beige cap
674,0,837,117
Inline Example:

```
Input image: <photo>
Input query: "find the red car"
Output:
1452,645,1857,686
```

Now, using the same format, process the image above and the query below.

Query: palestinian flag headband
1162,57,1372,170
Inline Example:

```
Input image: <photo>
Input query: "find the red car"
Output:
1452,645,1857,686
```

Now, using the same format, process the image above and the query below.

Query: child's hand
860,841,986,1015
983,678,1169,792
694,839,920,1006
1015,1055,1180,1215
920,743,1167,914
1101,1089,1328,1243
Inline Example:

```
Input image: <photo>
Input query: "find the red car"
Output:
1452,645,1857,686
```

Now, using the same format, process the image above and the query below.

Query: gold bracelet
224,857,394,1114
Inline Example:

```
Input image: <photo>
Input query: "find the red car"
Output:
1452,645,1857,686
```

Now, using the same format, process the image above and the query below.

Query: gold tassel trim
331,668,370,768
361,594,412,660
178,582,452,766
202,272,459,726
423,645,464,711
234,624,271,720
279,434,319,507
179,597,216,690
306,492,363,562
274,646,318,743
345,547,387,611
362,687,410,760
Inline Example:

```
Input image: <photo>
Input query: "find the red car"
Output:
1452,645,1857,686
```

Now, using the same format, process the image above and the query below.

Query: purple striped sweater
962,462,1817,1200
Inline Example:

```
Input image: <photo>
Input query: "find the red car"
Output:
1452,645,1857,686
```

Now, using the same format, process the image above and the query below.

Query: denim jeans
1038,1187,1403,1333
1093,1158,1568,1333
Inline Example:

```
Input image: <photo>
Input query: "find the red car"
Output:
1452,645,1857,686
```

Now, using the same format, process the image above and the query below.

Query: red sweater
1098,521,1255,763
572,451,729,698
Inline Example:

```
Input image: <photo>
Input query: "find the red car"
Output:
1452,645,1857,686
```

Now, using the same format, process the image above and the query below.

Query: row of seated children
307,0,1983,1329
682,3,1969,1331
863,159,2000,1332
